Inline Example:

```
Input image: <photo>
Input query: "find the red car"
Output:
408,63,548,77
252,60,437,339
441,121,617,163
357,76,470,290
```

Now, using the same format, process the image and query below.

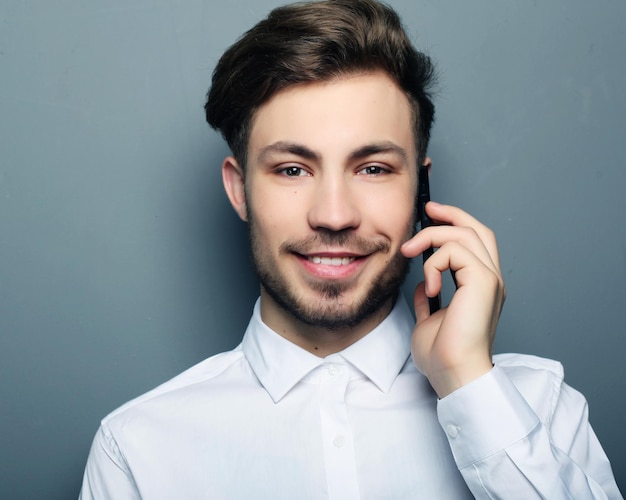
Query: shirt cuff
436,364,540,469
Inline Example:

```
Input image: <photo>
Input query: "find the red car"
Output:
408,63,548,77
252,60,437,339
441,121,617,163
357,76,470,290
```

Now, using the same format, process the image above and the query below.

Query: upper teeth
309,256,355,266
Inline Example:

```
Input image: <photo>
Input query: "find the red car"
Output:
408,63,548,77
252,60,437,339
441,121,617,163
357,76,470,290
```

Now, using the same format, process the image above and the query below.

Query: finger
402,203,501,271
423,241,505,305
425,202,501,268
402,225,498,274
413,281,432,324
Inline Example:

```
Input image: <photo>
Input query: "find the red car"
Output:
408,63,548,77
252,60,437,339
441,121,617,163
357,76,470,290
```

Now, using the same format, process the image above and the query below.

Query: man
80,0,621,498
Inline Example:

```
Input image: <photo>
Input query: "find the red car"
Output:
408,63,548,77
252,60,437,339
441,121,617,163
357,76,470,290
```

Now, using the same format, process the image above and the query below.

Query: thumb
413,281,431,324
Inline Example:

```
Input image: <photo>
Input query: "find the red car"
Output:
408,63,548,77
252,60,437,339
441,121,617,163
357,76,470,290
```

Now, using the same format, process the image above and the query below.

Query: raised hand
401,202,506,398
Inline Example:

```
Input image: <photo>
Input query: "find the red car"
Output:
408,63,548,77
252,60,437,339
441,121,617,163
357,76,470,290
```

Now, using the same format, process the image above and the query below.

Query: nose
307,174,361,232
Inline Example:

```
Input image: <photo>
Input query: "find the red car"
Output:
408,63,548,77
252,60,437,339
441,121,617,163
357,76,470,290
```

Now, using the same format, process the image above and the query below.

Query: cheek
366,189,416,237
248,191,303,241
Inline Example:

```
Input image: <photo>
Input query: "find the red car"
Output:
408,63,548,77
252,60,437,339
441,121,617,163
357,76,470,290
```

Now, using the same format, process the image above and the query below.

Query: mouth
283,235,389,280
307,255,357,266
295,252,367,281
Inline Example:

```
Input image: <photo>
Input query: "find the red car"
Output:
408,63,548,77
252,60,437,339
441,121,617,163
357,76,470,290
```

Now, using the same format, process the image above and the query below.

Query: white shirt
80,297,621,499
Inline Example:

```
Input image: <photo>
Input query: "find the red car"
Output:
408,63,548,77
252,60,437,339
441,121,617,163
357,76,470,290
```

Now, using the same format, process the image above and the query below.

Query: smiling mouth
307,256,357,266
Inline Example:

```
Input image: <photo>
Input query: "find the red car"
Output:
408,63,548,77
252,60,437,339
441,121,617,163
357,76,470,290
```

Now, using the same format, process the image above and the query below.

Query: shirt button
446,424,460,439
333,435,346,448
327,364,343,376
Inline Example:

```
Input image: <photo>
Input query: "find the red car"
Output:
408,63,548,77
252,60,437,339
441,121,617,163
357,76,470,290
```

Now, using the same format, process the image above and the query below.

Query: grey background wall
1,0,624,497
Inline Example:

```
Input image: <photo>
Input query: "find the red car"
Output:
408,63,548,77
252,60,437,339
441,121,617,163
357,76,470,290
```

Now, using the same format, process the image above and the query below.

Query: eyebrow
257,141,320,164
348,142,408,164
257,140,409,165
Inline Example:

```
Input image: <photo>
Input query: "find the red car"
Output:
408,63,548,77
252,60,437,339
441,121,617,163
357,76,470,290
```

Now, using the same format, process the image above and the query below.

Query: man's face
227,72,418,334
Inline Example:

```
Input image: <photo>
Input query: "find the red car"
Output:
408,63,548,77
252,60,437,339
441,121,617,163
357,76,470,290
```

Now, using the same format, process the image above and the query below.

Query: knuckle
461,225,479,240
483,227,497,246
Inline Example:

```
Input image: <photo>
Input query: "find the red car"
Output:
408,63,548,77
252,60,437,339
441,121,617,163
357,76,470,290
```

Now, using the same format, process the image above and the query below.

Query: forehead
248,72,416,161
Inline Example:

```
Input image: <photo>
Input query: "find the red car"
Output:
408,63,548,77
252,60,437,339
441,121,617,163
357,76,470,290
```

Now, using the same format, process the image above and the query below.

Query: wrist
430,359,494,398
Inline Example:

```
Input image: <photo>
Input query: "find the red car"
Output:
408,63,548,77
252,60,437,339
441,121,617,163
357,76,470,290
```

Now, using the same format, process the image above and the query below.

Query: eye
357,164,389,176
279,165,310,177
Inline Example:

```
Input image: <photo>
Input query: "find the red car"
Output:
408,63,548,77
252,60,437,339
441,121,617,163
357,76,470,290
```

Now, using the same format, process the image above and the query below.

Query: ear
222,156,248,221
422,156,432,175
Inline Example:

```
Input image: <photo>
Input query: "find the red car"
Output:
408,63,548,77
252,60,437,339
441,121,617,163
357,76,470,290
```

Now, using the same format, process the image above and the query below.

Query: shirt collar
242,295,414,403
339,296,414,393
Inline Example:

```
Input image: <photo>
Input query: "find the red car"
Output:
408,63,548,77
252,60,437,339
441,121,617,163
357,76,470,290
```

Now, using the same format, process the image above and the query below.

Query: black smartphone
418,165,441,314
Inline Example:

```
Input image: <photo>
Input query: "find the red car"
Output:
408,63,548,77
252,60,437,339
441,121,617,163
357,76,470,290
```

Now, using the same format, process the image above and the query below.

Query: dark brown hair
205,0,436,167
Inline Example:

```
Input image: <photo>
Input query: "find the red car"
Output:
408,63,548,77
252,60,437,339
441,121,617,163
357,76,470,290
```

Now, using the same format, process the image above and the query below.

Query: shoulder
101,344,248,426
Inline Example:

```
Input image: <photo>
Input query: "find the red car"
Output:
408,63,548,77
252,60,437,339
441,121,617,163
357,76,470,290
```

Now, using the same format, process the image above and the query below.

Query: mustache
280,229,390,256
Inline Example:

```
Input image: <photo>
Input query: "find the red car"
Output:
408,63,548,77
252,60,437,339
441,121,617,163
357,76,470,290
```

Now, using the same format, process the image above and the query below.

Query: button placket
318,361,360,499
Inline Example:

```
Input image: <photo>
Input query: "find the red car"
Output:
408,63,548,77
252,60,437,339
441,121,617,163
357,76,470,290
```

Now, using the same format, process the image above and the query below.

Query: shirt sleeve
79,424,141,500
437,354,623,499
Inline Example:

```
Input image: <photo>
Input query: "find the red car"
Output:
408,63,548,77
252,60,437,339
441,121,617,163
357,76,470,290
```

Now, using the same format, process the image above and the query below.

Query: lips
283,235,389,279
295,252,366,281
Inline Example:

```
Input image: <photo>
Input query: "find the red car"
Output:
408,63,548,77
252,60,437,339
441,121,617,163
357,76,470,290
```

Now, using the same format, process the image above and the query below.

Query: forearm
437,357,622,499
